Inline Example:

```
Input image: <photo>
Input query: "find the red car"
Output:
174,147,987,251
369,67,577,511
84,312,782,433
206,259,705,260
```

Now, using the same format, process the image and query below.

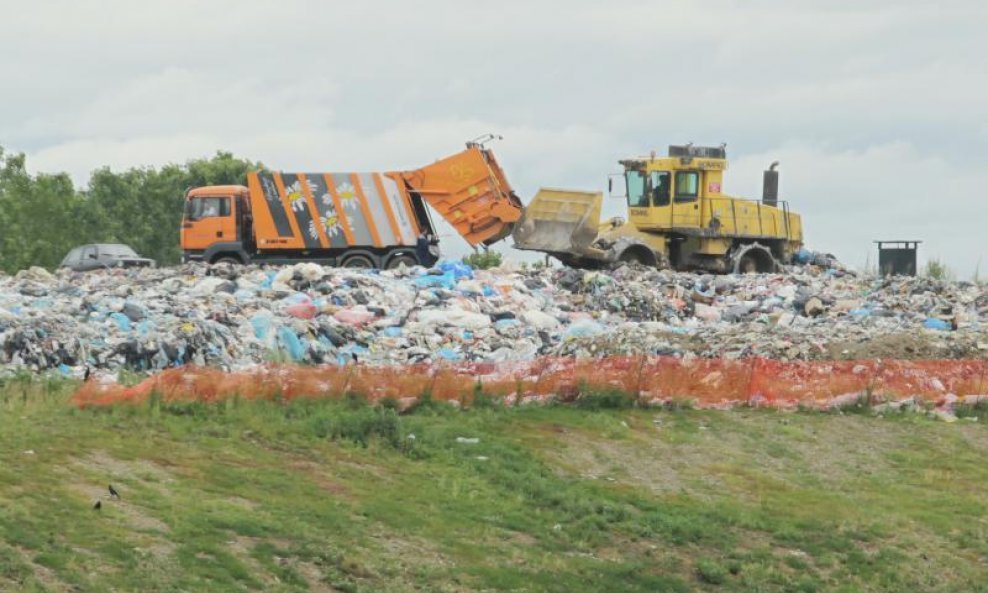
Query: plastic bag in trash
414,271,457,290
564,320,605,339
439,260,474,280
793,248,813,264
250,311,274,339
277,326,306,361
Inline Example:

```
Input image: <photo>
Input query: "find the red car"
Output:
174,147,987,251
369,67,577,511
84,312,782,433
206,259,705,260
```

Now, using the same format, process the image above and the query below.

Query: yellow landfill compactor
513,144,804,273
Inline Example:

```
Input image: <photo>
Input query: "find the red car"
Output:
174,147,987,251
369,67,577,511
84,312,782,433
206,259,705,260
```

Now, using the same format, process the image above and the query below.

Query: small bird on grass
83,366,91,381
93,499,101,511
108,484,120,499
351,352,359,365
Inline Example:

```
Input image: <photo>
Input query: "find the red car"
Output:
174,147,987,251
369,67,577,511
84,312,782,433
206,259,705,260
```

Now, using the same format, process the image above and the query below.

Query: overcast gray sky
3,0,986,275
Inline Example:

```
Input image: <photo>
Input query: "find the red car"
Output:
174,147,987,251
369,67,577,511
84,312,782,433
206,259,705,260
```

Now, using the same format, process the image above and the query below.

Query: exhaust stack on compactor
762,161,780,207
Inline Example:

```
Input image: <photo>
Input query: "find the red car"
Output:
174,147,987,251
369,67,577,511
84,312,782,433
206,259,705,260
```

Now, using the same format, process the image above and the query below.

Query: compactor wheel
618,250,646,265
731,243,779,274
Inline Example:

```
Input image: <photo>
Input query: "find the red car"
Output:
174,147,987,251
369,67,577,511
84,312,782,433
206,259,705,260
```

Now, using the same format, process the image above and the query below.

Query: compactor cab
619,144,728,232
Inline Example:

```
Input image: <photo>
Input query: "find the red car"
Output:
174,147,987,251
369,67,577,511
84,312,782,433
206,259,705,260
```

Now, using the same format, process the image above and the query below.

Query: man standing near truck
416,231,439,267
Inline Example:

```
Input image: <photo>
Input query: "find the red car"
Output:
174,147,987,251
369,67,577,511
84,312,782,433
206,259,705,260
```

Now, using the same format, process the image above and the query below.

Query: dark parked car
60,244,155,271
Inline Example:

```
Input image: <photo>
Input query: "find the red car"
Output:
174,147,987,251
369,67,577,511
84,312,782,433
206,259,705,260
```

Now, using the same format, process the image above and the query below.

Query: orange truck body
181,144,522,268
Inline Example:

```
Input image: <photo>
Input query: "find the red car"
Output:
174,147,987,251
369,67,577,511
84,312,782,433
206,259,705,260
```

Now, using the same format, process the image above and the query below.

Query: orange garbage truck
180,138,523,268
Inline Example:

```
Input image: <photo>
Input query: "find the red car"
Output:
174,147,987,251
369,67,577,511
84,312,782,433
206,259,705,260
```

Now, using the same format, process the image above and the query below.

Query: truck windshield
185,197,231,221
626,171,647,208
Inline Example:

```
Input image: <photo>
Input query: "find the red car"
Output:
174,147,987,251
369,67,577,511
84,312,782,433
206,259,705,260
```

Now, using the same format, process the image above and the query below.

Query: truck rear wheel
341,254,375,269
212,256,242,265
386,254,418,269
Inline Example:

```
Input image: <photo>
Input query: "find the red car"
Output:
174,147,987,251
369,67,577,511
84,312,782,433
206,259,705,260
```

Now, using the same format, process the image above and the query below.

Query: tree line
0,146,261,273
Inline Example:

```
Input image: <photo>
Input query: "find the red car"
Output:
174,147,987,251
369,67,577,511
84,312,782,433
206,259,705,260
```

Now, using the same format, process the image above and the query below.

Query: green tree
463,249,503,269
0,148,261,272
82,151,261,266
0,147,85,272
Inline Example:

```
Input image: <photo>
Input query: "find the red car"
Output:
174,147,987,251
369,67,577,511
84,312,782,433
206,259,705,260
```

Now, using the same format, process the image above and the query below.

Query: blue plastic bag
109,312,131,331
414,270,457,289
277,326,306,361
793,248,813,264
250,312,273,339
437,347,462,361
381,326,403,338
260,271,276,289
439,260,474,280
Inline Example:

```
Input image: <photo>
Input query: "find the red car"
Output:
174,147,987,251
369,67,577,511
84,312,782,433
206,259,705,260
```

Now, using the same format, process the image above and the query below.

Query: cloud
3,0,986,274
731,142,984,275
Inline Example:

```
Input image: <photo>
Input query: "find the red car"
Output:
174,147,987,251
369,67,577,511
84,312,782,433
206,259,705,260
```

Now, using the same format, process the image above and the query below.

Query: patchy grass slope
1,378,987,592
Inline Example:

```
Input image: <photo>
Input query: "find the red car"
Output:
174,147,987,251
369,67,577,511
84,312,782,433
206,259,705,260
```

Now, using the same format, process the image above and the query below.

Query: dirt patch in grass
69,450,178,498
540,419,735,495
12,545,74,593
66,482,170,533
74,450,175,481
368,526,452,570
539,413,941,499
225,535,288,589
293,560,347,593
288,459,351,496
224,495,260,511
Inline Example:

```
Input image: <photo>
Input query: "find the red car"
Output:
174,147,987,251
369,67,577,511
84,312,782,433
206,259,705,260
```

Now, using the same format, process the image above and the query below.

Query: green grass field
1,377,987,592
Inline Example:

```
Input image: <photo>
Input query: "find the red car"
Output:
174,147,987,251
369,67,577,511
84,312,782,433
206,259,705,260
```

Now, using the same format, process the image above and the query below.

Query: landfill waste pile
0,261,986,375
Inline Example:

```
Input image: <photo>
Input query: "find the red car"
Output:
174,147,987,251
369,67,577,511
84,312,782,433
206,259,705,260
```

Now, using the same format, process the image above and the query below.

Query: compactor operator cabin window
626,171,647,207
650,171,670,206
675,171,699,202
187,197,231,220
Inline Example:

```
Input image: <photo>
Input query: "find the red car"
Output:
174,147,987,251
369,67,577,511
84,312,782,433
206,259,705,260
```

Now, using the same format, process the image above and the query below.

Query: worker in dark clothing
415,232,439,267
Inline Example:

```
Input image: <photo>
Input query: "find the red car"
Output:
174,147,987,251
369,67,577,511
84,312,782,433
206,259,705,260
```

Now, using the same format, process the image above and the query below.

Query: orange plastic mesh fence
71,357,988,409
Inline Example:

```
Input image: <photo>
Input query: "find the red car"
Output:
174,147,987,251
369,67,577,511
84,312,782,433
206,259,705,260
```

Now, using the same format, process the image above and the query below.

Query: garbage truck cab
181,185,249,265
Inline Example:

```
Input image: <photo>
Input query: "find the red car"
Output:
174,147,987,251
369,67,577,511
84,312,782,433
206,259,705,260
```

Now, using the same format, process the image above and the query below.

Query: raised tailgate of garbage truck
398,146,523,247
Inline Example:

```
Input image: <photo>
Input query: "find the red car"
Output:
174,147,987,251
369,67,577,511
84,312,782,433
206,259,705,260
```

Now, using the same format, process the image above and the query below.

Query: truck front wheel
212,255,242,265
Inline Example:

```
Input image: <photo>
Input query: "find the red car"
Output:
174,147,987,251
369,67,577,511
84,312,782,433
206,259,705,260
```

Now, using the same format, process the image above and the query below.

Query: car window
99,245,138,258
80,246,97,260
61,248,81,266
